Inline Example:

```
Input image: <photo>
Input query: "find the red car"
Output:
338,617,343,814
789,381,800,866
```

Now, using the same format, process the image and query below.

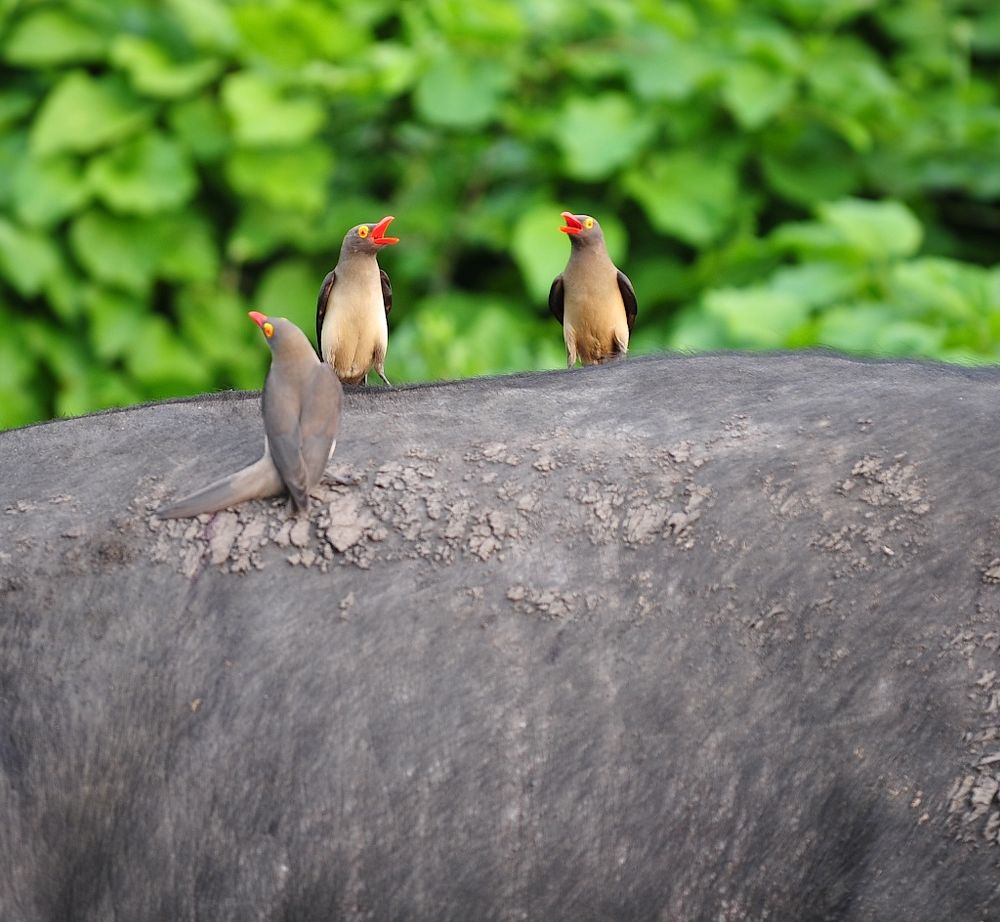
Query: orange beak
560,212,583,235
371,215,399,246
248,311,267,328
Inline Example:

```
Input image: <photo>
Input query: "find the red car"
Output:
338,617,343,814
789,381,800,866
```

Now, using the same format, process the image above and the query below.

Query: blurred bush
2,0,1000,428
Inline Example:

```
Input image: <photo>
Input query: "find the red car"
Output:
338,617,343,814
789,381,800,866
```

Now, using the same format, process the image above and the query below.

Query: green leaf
84,287,147,361
87,132,197,214
11,155,90,228
889,258,990,321
624,31,716,101
818,198,923,260
252,258,319,335
721,62,796,130
0,89,35,130
386,293,563,382
124,315,213,394
511,203,628,303
760,125,860,205
703,287,810,348
666,304,730,352
225,146,334,214
770,220,853,259
68,210,159,294
177,284,264,389
0,133,26,208
0,218,61,296
165,0,238,52
624,151,738,246
111,35,223,99
413,57,510,129
221,72,325,147
157,213,219,283
768,261,865,307
816,303,945,356
228,196,382,263
232,1,366,67
551,93,654,180
167,96,230,162
31,72,150,156
3,7,107,66
806,40,898,120
44,265,87,322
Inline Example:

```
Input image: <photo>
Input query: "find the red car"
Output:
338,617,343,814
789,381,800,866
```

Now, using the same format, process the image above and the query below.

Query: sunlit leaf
3,7,107,66
87,133,197,214
84,287,147,361
551,93,654,180
124,314,213,393
768,262,865,307
31,72,150,156
414,57,511,128
0,219,61,296
222,71,325,146
721,62,796,130
111,35,222,99
624,31,716,101
167,96,230,162
252,258,321,335
157,212,219,284
12,155,90,228
889,258,989,321
818,198,923,260
232,1,366,67
225,146,334,213
165,0,238,52
703,287,810,348
816,302,945,356
624,151,738,246
68,210,159,294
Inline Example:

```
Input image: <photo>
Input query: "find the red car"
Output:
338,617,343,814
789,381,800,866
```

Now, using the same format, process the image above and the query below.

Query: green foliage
2,0,1000,428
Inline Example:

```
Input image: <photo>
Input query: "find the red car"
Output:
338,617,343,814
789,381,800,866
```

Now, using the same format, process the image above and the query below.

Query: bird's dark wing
380,269,392,318
617,270,638,334
299,364,343,485
548,274,565,325
315,269,336,358
262,372,310,511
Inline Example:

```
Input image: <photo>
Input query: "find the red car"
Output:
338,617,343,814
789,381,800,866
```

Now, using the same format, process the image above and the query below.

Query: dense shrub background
2,0,1000,428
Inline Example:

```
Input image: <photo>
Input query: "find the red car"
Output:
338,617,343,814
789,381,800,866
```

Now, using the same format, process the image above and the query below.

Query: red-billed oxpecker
156,312,343,518
549,212,637,367
316,215,399,386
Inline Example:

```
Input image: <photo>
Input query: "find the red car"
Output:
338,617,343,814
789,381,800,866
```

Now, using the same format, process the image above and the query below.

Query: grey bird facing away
316,215,399,386
156,312,343,519
549,211,637,367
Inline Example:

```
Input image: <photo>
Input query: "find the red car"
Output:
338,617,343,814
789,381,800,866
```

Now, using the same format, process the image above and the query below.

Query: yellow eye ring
263,322,274,338
358,225,369,239
584,217,594,229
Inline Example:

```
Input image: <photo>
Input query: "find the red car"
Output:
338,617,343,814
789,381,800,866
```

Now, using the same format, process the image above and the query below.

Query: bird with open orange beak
316,215,399,386
549,211,637,367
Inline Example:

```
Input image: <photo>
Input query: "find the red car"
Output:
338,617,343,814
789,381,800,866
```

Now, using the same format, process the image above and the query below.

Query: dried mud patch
809,453,931,573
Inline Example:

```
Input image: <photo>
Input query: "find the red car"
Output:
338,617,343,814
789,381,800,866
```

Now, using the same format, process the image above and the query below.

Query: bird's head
559,212,604,248
341,215,400,256
248,311,300,353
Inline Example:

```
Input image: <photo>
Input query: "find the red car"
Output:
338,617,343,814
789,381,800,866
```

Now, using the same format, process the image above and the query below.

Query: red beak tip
248,311,267,328
559,212,583,234
371,215,399,245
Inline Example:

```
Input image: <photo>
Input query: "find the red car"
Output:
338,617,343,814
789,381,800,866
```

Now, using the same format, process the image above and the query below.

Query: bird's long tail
155,455,284,519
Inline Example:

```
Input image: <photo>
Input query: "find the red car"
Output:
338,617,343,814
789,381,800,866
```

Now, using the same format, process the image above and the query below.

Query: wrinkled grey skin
2,352,1000,922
